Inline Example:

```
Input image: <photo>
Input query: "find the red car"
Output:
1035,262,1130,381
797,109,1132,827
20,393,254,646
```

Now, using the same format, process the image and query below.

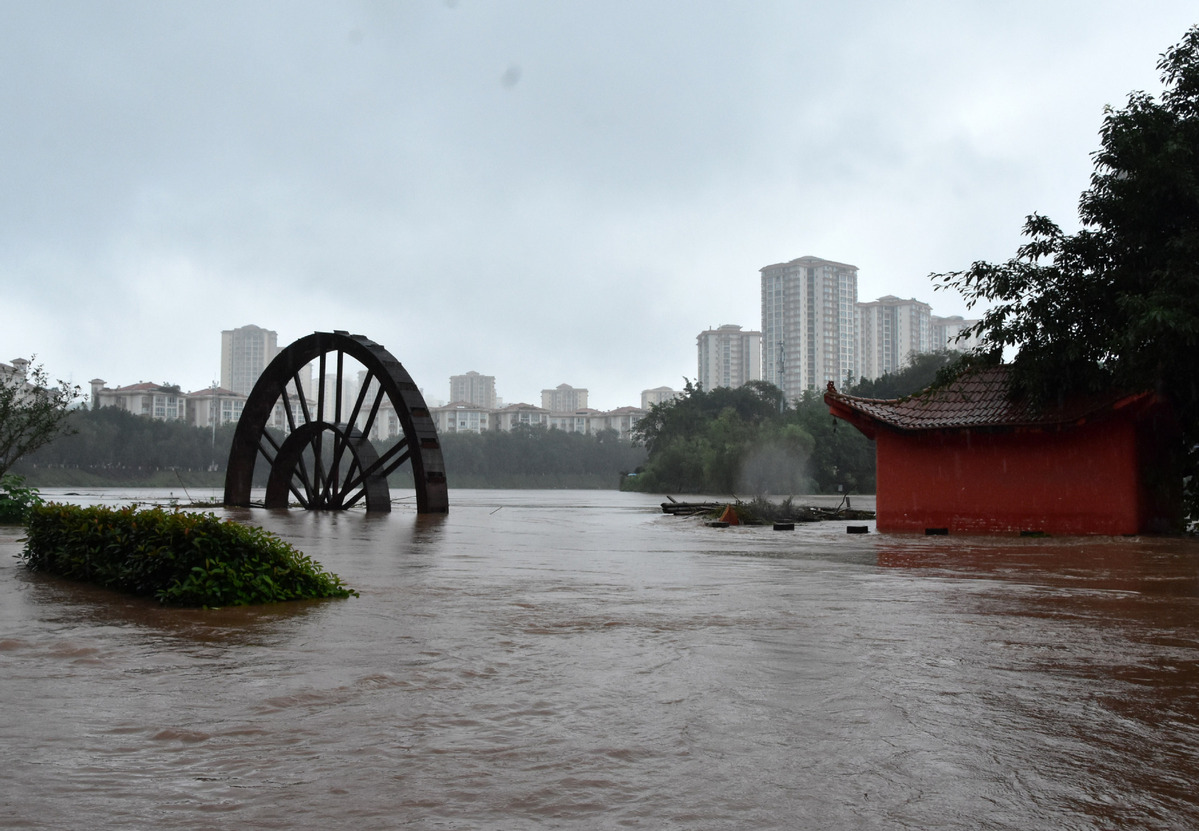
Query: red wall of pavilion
874,418,1144,535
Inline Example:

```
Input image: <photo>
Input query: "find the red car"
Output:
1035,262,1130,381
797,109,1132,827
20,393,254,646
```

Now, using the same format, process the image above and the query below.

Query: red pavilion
824,366,1181,535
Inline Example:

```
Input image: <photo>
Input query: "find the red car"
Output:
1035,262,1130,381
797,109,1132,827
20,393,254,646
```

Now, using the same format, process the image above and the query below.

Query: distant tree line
16,406,647,489
16,406,238,485
624,352,956,496
432,425,646,488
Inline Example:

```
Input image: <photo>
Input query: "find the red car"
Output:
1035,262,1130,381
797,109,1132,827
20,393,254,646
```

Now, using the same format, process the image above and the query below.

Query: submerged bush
20,503,357,606
0,475,43,524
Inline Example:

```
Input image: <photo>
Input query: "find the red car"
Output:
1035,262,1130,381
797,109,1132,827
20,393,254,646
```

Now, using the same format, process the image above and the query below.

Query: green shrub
0,475,43,525
20,504,357,607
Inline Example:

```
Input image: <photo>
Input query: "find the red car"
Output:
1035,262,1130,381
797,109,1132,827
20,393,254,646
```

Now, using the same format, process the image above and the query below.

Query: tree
0,358,81,478
629,381,828,495
848,350,958,400
933,26,1199,520
788,392,875,493
632,379,783,456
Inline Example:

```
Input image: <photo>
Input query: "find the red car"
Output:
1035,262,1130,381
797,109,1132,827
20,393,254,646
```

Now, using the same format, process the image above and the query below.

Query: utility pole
776,341,786,412
210,381,218,470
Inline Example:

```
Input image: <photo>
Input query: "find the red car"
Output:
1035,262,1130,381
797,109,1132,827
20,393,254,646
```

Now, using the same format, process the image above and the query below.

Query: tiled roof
112,382,173,393
185,386,241,397
497,403,548,412
825,365,1151,432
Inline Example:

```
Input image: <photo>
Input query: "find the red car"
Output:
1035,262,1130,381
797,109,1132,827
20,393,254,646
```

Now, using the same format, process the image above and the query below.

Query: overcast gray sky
2,2,1195,410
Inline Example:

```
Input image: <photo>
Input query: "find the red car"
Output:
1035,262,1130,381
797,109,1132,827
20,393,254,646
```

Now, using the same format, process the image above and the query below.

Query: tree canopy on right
934,26,1199,524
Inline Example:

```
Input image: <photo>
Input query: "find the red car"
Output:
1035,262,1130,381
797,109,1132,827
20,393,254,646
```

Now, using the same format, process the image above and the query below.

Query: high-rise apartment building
760,256,858,400
932,315,983,352
641,386,682,409
220,325,278,395
696,324,762,391
541,383,588,412
450,371,498,409
856,296,932,382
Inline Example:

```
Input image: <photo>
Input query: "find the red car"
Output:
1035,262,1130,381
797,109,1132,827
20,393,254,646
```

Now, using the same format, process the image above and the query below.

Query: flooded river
3,489,1199,829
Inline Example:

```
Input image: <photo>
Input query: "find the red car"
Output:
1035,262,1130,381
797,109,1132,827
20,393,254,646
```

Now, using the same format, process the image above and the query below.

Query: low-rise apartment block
90,380,188,422
186,386,248,429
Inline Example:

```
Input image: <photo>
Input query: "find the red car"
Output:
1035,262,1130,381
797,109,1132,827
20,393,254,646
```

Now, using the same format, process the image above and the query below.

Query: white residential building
186,386,247,429
91,381,188,422
932,315,983,352
598,406,647,440
2,358,30,386
493,403,549,432
696,324,762,391
541,384,588,413
450,371,498,409
641,387,682,409
431,402,491,434
547,409,599,434
761,255,859,401
856,296,933,382
220,324,279,395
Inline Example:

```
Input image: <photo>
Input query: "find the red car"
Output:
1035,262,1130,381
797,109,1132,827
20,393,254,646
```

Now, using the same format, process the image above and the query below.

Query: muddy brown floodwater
3,489,1199,830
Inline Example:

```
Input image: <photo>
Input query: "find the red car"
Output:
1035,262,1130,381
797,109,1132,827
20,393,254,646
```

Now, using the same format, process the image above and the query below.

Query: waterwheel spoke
256,429,282,469
316,351,327,424
375,441,413,480
293,441,321,506
338,388,388,496
324,428,350,507
280,382,299,435
343,438,410,493
288,476,310,509
334,349,345,425
339,452,368,508
335,448,364,506
279,386,293,435
293,370,312,426
345,370,376,438
290,446,317,507
361,385,386,442
342,483,369,509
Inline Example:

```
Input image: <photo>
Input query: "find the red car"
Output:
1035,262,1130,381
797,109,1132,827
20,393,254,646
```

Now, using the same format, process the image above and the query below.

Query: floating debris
662,496,875,525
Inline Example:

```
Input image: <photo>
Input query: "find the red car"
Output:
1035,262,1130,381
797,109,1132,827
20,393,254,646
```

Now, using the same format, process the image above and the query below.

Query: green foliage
848,350,958,400
20,503,357,606
17,405,243,483
0,474,43,524
634,380,782,456
431,424,647,487
627,381,874,495
932,26,1199,523
0,358,81,478
788,392,876,494
627,359,961,496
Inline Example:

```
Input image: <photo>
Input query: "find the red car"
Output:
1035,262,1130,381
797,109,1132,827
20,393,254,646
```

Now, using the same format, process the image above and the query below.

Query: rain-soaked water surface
4,488,1199,829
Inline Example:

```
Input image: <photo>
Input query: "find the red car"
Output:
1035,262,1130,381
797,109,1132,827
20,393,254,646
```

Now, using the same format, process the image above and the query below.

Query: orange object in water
718,505,740,525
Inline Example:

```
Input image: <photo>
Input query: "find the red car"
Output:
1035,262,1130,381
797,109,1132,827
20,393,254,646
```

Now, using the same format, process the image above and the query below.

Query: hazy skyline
3,2,1196,410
